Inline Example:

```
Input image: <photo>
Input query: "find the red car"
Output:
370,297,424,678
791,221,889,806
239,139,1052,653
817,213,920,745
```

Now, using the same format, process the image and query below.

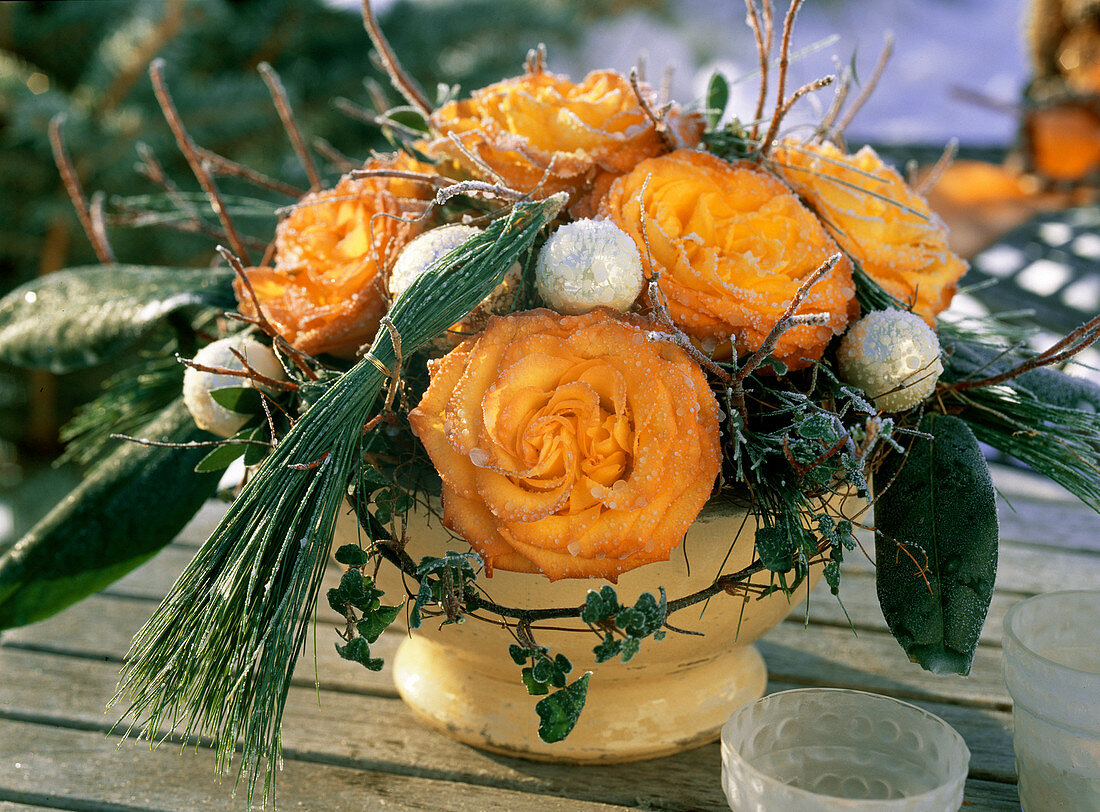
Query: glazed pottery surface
353,494,859,763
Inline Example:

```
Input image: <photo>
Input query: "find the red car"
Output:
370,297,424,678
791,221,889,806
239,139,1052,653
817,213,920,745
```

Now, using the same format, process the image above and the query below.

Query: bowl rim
720,687,971,808
1003,589,1100,678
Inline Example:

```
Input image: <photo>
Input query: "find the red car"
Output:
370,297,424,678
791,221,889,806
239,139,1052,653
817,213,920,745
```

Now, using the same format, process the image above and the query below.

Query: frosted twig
258,62,322,192
833,32,894,136
149,59,252,263
49,115,115,264
759,0,806,154
360,0,432,117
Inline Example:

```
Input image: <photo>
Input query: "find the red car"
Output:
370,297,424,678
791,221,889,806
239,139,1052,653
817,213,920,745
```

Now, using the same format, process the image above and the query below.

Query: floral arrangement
1,0,1099,804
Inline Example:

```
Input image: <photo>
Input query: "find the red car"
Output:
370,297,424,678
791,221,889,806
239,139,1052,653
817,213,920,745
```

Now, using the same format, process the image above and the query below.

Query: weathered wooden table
1,463,1097,810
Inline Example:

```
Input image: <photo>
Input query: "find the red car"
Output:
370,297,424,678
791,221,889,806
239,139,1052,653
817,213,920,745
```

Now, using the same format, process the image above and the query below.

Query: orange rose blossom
601,149,858,370
408,308,721,582
234,154,434,357
772,139,968,324
428,66,704,215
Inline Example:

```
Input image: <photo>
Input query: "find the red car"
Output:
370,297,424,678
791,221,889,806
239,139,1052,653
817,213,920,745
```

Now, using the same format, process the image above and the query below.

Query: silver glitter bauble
837,310,943,412
534,219,644,315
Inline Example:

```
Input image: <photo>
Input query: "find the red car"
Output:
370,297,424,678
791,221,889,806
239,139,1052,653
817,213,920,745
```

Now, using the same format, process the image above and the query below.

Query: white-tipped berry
388,224,484,301
838,309,943,412
183,336,285,438
534,219,644,315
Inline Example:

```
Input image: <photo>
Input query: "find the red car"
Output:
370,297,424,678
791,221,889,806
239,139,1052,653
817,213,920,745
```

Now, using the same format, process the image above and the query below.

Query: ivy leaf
335,637,384,671
535,673,591,743
334,544,371,567
593,635,621,663
356,602,403,643
0,265,234,373
409,580,434,630
208,386,262,415
194,441,246,473
874,413,998,676
581,584,619,623
755,524,794,572
796,412,839,441
521,667,549,695
508,644,529,666
620,637,641,663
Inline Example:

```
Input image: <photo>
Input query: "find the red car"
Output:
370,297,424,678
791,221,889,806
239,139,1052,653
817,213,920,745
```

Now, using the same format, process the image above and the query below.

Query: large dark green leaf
0,265,235,373
535,673,590,743
873,413,998,675
0,399,219,629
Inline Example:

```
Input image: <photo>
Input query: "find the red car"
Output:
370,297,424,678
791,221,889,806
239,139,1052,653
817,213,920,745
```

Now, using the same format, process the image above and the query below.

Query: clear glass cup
1003,590,1100,810
720,688,970,811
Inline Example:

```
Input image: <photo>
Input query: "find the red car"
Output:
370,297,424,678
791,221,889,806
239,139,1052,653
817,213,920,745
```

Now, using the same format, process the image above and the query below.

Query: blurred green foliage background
0,0,659,540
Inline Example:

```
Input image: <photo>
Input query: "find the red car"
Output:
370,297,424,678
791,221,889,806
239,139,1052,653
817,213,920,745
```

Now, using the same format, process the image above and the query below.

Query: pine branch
112,195,564,805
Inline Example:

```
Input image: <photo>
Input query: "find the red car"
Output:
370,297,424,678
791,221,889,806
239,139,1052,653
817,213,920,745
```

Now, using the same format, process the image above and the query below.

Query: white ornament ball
534,219,644,315
388,224,484,300
837,309,943,412
183,336,285,438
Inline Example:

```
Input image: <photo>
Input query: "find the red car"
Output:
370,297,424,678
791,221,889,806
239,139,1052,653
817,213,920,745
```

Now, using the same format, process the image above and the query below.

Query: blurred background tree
0,0,664,543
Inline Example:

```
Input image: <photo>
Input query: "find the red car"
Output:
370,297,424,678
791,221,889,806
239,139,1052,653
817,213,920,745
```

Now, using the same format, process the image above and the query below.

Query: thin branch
759,0,805,154
350,168,453,188
49,114,114,264
735,253,841,386
914,137,958,195
745,0,770,141
178,353,298,392
629,68,675,151
941,313,1100,393
312,137,361,173
88,191,115,263
258,62,322,192
215,245,320,380
196,147,304,198
775,74,834,122
833,31,894,136
360,0,432,117
446,131,508,186
815,63,851,140
148,59,252,264
334,97,425,141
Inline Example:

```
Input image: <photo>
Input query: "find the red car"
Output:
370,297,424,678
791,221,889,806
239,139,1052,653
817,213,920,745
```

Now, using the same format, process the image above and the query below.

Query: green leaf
335,637,384,671
209,386,263,415
535,673,590,743
334,544,371,567
0,265,235,373
241,426,269,467
195,441,246,473
620,637,641,663
593,635,621,663
873,413,998,676
581,584,619,623
0,399,219,629
705,71,729,128
755,524,794,572
508,644,529,666
797,412,839,441
356,602,403,643
384,106,429,132
521,667,549,695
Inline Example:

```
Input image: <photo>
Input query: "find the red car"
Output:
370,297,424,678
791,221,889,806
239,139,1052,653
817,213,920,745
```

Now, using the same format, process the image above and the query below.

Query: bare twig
745,0,771,141
88,191,115,263
629,68,675,151
350,168,453,188
258,62,322,191
312,137,361,173
914,137,958,195
447,131,508,186
196,147,304,197
775,74,834,122
942,313,1100,393
334,97,426,141
49,115,115,264
179,353,298,392
149,59,252,263
360,0,432,117
525,43,547,75
815,63,851,140
833,31,894,136
215,245,320,380
759,0,806,155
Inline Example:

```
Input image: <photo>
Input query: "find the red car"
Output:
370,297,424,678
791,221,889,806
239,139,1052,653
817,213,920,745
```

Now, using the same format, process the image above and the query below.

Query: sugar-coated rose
600,149,857,370
428,67,704,213
234,154,433,357
408,308,721,582
773,140,967,324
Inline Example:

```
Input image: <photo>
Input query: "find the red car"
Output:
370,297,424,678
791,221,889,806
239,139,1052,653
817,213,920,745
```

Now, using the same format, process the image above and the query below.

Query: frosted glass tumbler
720,688,969,811
1003,590,1100,810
